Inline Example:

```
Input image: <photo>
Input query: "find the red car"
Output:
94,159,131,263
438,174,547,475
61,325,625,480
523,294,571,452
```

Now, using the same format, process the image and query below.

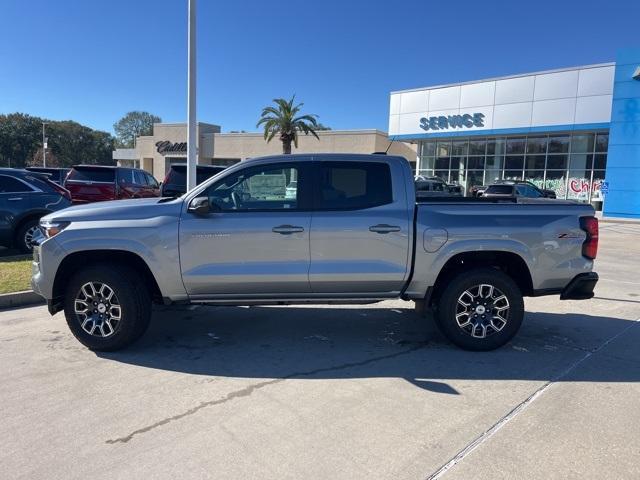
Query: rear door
308,158,411,295
179,160,313,296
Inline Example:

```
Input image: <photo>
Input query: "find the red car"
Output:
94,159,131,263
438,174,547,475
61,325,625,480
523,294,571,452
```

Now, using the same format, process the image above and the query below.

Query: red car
64,165,160,204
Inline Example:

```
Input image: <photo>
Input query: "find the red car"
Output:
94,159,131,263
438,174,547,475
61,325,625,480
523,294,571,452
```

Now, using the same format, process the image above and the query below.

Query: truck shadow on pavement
98,305,640,394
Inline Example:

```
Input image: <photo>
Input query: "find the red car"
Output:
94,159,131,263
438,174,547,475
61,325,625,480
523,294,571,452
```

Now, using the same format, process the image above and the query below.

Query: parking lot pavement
1,224,639,480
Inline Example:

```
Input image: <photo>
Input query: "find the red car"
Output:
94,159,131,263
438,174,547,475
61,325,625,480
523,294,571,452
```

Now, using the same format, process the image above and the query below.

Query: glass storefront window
451,157,465,171
545,171,567,194
487,138,505,155
417,130,607,202
525,155,545,170
592,170,606,201
595,134,609,152
467,157,484,170
546,155,568,170
525,170,545,187
505,155,524,170
569,154,592,170
452,140,468,156
420,157,435,170
435,157,450,170
437,141,451,157
469,139,486,155
506,137,526,154
485,155,503,183
593,154,607,170
504,170,523,180
570,134,594,153
548,135,570,154
421,141,436,157
526,136,547,154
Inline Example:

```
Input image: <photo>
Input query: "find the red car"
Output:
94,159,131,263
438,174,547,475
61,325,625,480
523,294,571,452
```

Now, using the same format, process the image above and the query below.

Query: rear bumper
560,272,599,300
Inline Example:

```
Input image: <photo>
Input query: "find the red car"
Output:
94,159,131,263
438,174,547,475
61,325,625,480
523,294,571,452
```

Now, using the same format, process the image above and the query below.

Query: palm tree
256,96,320,154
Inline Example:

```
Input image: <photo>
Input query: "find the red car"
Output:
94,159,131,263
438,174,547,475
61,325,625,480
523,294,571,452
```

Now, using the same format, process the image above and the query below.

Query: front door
0,174,34,247
179,161,312,296
308,159,411,295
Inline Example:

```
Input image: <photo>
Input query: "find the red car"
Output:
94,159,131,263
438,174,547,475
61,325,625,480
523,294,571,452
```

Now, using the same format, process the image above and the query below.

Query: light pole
42,122,48,167
186,0,197,191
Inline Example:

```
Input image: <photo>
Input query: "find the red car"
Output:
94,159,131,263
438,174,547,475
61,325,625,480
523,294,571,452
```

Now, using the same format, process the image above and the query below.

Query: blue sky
1,0,638,134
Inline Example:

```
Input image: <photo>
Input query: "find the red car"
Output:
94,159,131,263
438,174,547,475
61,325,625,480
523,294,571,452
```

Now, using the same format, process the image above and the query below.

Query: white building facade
389,63,614,204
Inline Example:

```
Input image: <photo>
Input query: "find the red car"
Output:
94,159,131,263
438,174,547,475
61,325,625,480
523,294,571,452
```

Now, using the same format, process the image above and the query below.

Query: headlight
40,220,70,238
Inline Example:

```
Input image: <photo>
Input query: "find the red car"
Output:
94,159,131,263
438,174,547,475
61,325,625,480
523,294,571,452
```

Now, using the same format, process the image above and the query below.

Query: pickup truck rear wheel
63,264,151,351
435,268,524,351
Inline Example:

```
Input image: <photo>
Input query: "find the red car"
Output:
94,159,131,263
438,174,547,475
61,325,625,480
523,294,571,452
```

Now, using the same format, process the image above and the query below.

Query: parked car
25,167,71,185
160,164,227,197
64,165,160,203
482,183,552,199
32,154,598,352
415,175,462,196
415,178,451,198
0,168,72,252
471,180,556,199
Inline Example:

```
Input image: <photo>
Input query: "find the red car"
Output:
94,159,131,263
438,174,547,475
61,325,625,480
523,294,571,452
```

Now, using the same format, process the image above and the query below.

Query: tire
63,263,151,351
15,218,40,253
435,268,524,351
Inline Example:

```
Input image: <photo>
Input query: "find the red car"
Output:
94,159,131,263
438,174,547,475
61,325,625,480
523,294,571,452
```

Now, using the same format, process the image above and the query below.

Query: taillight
580,216,598,260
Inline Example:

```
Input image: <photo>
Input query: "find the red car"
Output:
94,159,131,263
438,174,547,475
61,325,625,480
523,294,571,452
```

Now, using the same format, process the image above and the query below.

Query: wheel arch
52,250,163,307
12,210,49,246
428,250,533,307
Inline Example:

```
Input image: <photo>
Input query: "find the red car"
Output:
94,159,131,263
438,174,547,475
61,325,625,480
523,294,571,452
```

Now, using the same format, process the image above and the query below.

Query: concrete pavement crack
106,342,427,444
424,317,640,480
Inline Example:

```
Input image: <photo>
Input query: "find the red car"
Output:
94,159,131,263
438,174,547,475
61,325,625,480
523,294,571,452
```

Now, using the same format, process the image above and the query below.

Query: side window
317,161,392,210
515,185,527,196
206,163,300,211
528,186,543,197
145,173,159,188
0,175,34,193
134,171,147,185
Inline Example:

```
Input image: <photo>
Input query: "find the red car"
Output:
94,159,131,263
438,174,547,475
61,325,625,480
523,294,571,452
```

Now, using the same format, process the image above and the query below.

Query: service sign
419,112,485,132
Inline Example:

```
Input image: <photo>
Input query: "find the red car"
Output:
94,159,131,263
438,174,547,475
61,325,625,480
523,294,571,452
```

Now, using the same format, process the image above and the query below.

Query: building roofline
210,129,389,137
390,62,616,94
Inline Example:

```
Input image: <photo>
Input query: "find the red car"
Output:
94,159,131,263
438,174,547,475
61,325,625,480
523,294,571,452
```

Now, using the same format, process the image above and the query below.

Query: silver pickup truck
31,154,599,352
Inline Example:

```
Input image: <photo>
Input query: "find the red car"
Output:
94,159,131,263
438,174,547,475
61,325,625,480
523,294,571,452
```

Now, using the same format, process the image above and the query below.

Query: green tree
256,96,319,154
315,123,331,131
0,113,115,168
113,111,161,148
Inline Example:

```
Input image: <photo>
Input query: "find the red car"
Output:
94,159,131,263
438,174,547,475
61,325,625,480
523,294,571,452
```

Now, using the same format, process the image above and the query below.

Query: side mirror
188,196,211,215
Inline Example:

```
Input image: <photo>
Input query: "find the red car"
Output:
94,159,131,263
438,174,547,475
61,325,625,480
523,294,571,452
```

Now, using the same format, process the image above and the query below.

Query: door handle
272,225,305,235
369,224,401,234
8,197,23,201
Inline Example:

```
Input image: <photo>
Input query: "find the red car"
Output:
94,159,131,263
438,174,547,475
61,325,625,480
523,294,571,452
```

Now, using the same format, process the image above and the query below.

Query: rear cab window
67,167,115,183
316,161,393,210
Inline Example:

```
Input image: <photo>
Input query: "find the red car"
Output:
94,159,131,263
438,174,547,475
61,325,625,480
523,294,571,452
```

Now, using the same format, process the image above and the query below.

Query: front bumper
560,272,599,300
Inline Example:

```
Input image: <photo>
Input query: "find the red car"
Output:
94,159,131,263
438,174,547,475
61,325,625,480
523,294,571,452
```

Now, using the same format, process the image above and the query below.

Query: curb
0,290,45,310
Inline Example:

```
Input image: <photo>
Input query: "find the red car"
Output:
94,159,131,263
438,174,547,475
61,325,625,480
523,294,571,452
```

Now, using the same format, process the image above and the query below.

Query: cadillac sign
156,141,187,154
419,112,484,132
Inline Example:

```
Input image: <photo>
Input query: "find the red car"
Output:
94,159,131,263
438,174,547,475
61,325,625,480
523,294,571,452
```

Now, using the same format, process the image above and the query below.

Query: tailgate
66,181,116,203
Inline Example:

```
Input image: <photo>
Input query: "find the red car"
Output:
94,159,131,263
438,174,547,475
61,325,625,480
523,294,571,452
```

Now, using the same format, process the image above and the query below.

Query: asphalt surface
1,223,639,479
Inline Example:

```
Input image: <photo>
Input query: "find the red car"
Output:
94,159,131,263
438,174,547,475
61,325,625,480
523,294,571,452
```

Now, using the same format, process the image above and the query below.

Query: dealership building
389,48,640,218
114,124,416,178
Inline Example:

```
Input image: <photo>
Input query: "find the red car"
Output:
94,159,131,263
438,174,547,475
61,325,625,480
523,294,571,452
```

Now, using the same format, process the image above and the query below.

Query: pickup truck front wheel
63,264,151,351
436,268,524,351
